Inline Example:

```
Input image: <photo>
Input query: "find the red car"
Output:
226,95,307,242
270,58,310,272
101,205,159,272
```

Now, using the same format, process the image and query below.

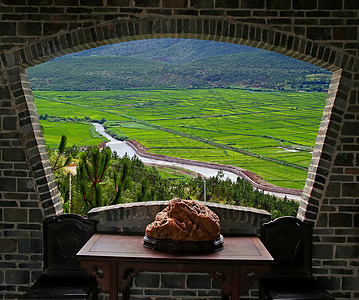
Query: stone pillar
300,69,359,298
0,59,62,298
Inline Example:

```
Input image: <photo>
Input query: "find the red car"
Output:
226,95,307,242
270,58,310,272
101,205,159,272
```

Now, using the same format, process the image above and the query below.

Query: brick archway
5,17,346,222
12,17,348,71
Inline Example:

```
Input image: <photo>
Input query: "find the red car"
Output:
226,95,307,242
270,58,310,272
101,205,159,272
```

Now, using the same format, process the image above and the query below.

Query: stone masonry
0,0,359,299
89,200,270,235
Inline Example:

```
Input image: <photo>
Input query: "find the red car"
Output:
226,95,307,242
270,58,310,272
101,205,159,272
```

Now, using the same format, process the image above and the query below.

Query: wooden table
77,234,273,300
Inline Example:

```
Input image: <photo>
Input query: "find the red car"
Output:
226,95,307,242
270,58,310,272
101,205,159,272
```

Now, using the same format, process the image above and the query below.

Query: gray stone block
144,289,170,295
18,22,42,36
342,122,359,136
0,22,16,36
343,276,359,290
0,178,16,192
293,0,317,9
134,0,159,7
135,272,160,288
342,183,359,197
43,22,68,36
313,244,334,259
172,289,196,296
161,274,185,289
5,269,30,284
17,178,35,192
216,0,239,8
334,153,354,166
0,238,17,253
187,274,211,289
4,208,27,222
335,245,358,258
54,0,79,5
333,27,357,40
29,209,43,223
198,289,222,296
29,238,42,253
267,0,291,9
130,297,152,300
329,212,353,227
191,0,213,8
2,116,17,130
2,148,26,162
345,0,359,9
241,0,264,9
307,27,332,41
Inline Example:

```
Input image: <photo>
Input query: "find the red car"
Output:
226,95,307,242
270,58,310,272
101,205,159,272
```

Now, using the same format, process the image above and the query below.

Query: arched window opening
26,38,332,218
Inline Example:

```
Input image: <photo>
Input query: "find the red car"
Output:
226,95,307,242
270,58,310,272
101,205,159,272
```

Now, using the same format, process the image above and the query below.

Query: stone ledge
88,200,271,236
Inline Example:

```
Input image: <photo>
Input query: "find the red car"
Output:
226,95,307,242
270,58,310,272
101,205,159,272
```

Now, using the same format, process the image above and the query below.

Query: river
93,123,302,201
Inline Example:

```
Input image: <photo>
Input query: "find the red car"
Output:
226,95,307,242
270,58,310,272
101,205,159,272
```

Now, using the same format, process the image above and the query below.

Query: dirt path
127,139,303,199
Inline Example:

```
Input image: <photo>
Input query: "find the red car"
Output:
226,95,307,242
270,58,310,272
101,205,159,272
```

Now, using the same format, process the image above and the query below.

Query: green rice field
33,88,327,190
40,120,105,148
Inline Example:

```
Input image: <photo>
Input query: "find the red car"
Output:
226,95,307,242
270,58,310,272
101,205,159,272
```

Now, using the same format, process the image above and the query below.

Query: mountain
27,38,331,91
56,38,260,64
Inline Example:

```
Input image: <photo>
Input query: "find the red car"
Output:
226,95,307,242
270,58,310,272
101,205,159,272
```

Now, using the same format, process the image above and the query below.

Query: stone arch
4,17,351,223
9,17,349,71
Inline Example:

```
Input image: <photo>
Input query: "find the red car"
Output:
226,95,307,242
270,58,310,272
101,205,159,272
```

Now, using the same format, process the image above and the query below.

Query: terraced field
34,88,327,190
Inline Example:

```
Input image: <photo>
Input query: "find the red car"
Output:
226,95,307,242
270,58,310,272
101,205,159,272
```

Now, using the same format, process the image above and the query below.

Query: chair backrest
43,214,96,275
261,216,313,277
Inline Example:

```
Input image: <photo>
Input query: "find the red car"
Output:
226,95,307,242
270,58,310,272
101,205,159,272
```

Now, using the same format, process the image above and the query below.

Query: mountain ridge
27,38,331,91
56,38,260,64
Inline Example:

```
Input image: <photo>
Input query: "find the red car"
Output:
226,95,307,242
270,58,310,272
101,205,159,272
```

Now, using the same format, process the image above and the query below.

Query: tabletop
77,233,272,262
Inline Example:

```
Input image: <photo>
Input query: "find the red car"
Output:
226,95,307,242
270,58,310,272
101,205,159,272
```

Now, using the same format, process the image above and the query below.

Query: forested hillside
58,38,253,63
28,38,331,91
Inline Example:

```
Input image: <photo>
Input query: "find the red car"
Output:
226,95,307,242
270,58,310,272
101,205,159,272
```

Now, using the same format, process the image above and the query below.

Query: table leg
122,286,130,300
231,266,240,300
109,262,119,300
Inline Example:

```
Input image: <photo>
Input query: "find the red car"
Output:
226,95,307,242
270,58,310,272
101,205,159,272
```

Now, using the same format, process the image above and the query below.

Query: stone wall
0,0,358,299
89,200,270,235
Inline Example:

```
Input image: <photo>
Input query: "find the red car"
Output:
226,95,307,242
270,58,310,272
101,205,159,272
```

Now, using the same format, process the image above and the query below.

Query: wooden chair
25,214,97,299
259,216,334,300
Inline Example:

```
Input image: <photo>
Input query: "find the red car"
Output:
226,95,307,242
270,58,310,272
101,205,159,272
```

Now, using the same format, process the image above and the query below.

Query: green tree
110,155,131,204
65,145,80,159
47,135,73,213
57,172,71,213
51,135,72,171
76,146,112,209
136,178,153,202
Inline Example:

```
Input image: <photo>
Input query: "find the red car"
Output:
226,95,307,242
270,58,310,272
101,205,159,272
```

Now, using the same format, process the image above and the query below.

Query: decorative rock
145,198,221,241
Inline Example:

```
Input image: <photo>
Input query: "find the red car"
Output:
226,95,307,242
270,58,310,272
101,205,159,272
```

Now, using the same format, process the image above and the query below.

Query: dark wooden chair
25,214,97,299
259,216,334,300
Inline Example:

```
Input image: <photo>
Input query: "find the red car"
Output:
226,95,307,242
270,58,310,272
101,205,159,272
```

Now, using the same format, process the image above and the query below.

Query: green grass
40,120,105,148
154,165,198,180
34,88,327,190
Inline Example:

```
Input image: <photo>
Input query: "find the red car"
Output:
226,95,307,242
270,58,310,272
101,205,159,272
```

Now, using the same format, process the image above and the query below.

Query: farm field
40,119,108,148
33,88,327,190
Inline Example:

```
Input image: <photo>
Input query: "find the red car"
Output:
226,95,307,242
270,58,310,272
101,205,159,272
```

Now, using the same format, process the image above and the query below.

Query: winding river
93,123,302,201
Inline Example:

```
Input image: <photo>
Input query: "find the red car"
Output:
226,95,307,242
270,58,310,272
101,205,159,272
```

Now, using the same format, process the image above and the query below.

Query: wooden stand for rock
143,234,224,253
